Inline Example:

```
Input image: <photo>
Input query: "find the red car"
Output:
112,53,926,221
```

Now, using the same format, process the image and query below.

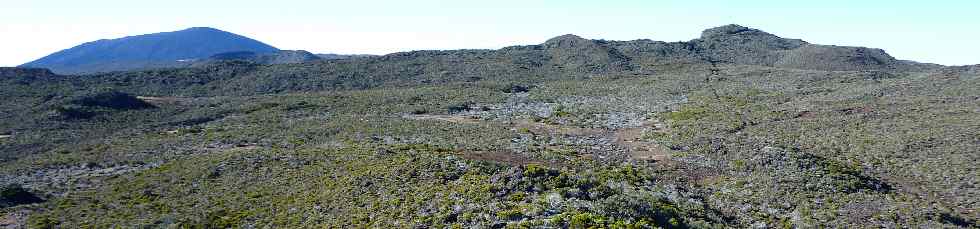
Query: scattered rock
501,84,532,93
0,209,32,229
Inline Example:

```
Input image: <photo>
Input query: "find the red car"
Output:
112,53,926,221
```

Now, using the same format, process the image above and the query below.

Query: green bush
496,209,524,220
569,213,606,228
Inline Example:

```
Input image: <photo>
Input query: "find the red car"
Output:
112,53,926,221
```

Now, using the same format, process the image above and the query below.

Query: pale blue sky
2,0,978,66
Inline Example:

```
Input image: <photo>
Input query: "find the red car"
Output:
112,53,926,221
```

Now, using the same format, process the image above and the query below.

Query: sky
2,0,979,66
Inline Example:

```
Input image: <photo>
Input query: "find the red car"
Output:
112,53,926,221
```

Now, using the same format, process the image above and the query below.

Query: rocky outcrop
691,24,900,71
540,34,633,72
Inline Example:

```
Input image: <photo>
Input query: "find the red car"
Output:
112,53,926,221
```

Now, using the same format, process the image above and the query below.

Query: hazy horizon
3,0,979,67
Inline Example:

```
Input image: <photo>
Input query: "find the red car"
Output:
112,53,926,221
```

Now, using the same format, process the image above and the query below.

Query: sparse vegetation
0,25,977,228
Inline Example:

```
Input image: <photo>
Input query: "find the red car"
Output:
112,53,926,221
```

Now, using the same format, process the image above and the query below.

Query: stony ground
1,25,978,227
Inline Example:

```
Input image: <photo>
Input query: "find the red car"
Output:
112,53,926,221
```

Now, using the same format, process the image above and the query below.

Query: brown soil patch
613,121,671,163
511,120,605,136
406,114,673,165
403,114,483,125
796,111,816,119
405,114,603,136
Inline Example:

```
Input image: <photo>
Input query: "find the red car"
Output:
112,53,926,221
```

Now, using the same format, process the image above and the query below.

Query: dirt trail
404,114,672,163
137,96,189,106
404,114,603,136
613,121,672,162
511,120,605,136
201,143,262,154
402,114,484,125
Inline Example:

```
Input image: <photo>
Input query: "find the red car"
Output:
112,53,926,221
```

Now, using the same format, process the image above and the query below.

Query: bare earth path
613,121,672,163
403,114,672,164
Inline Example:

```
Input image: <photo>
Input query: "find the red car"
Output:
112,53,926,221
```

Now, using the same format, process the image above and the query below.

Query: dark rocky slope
21,27,279,74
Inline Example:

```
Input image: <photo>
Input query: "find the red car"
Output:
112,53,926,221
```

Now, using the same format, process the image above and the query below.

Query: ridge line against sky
2,0,979,66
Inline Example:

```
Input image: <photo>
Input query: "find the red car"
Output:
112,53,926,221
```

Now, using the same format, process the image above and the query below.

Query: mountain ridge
21,27,280,74
4,24,967,99
21,24,956,74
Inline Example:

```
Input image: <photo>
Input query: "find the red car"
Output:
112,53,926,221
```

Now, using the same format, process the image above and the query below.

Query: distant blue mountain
21,27,279,74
